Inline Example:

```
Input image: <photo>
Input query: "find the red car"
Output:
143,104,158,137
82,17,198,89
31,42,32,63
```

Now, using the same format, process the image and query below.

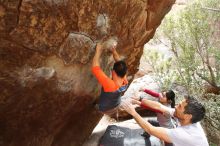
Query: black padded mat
99,125,152,146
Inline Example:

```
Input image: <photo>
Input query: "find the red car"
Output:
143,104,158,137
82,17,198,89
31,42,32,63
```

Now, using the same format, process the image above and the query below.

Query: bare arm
111,47,121,62
132,112,172,143
141,98,167,113
131,97,163,114
122,101,172,143
92,43,103,67
143,89,161,98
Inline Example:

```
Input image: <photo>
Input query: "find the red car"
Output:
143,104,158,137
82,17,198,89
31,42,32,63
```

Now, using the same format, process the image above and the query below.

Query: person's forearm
132,112,153,134
92,51,101,67
92,45,103,67
141,104,163,114
141,99,164,113
144,89,160,98
112,50,121,62
132,111,172,143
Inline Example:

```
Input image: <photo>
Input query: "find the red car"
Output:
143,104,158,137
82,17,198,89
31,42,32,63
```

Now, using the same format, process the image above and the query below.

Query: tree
144,0,220,145
162,0,220,93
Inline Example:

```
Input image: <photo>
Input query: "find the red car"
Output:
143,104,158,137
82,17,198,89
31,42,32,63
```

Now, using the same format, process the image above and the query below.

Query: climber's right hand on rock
109,42,117,53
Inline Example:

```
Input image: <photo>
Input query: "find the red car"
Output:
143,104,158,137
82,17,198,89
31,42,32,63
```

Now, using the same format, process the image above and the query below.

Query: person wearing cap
92,42,128,115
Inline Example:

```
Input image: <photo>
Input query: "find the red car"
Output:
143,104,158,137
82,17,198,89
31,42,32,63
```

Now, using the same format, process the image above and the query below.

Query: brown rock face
0,0,175,146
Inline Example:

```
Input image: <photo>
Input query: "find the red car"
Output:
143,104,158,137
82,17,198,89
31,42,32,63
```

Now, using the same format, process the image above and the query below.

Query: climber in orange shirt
92,42,128,115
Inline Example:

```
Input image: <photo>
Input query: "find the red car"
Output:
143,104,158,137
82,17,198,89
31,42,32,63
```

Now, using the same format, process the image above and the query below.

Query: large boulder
0,0,175,145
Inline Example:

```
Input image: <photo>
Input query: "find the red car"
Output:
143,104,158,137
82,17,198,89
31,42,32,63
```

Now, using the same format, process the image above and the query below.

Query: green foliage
160,0,220,91
142,48,178,90
143,0,220,144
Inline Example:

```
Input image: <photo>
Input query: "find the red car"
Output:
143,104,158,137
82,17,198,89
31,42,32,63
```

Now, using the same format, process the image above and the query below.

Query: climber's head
112,60,128,86
113,61,127,78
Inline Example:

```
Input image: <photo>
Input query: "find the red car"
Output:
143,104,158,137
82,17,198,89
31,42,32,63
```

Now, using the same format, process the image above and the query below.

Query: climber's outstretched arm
91,42,116,91
92,43,103,67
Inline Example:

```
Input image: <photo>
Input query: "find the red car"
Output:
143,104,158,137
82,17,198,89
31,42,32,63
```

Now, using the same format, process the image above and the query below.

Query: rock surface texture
0,0,175,146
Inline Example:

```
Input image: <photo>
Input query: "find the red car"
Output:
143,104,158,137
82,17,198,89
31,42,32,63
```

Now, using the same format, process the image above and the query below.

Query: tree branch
196,71,217,87
202,7,220,12
205,116,220,131
192,73,201,86
204,45,216,86
207,65,216,85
